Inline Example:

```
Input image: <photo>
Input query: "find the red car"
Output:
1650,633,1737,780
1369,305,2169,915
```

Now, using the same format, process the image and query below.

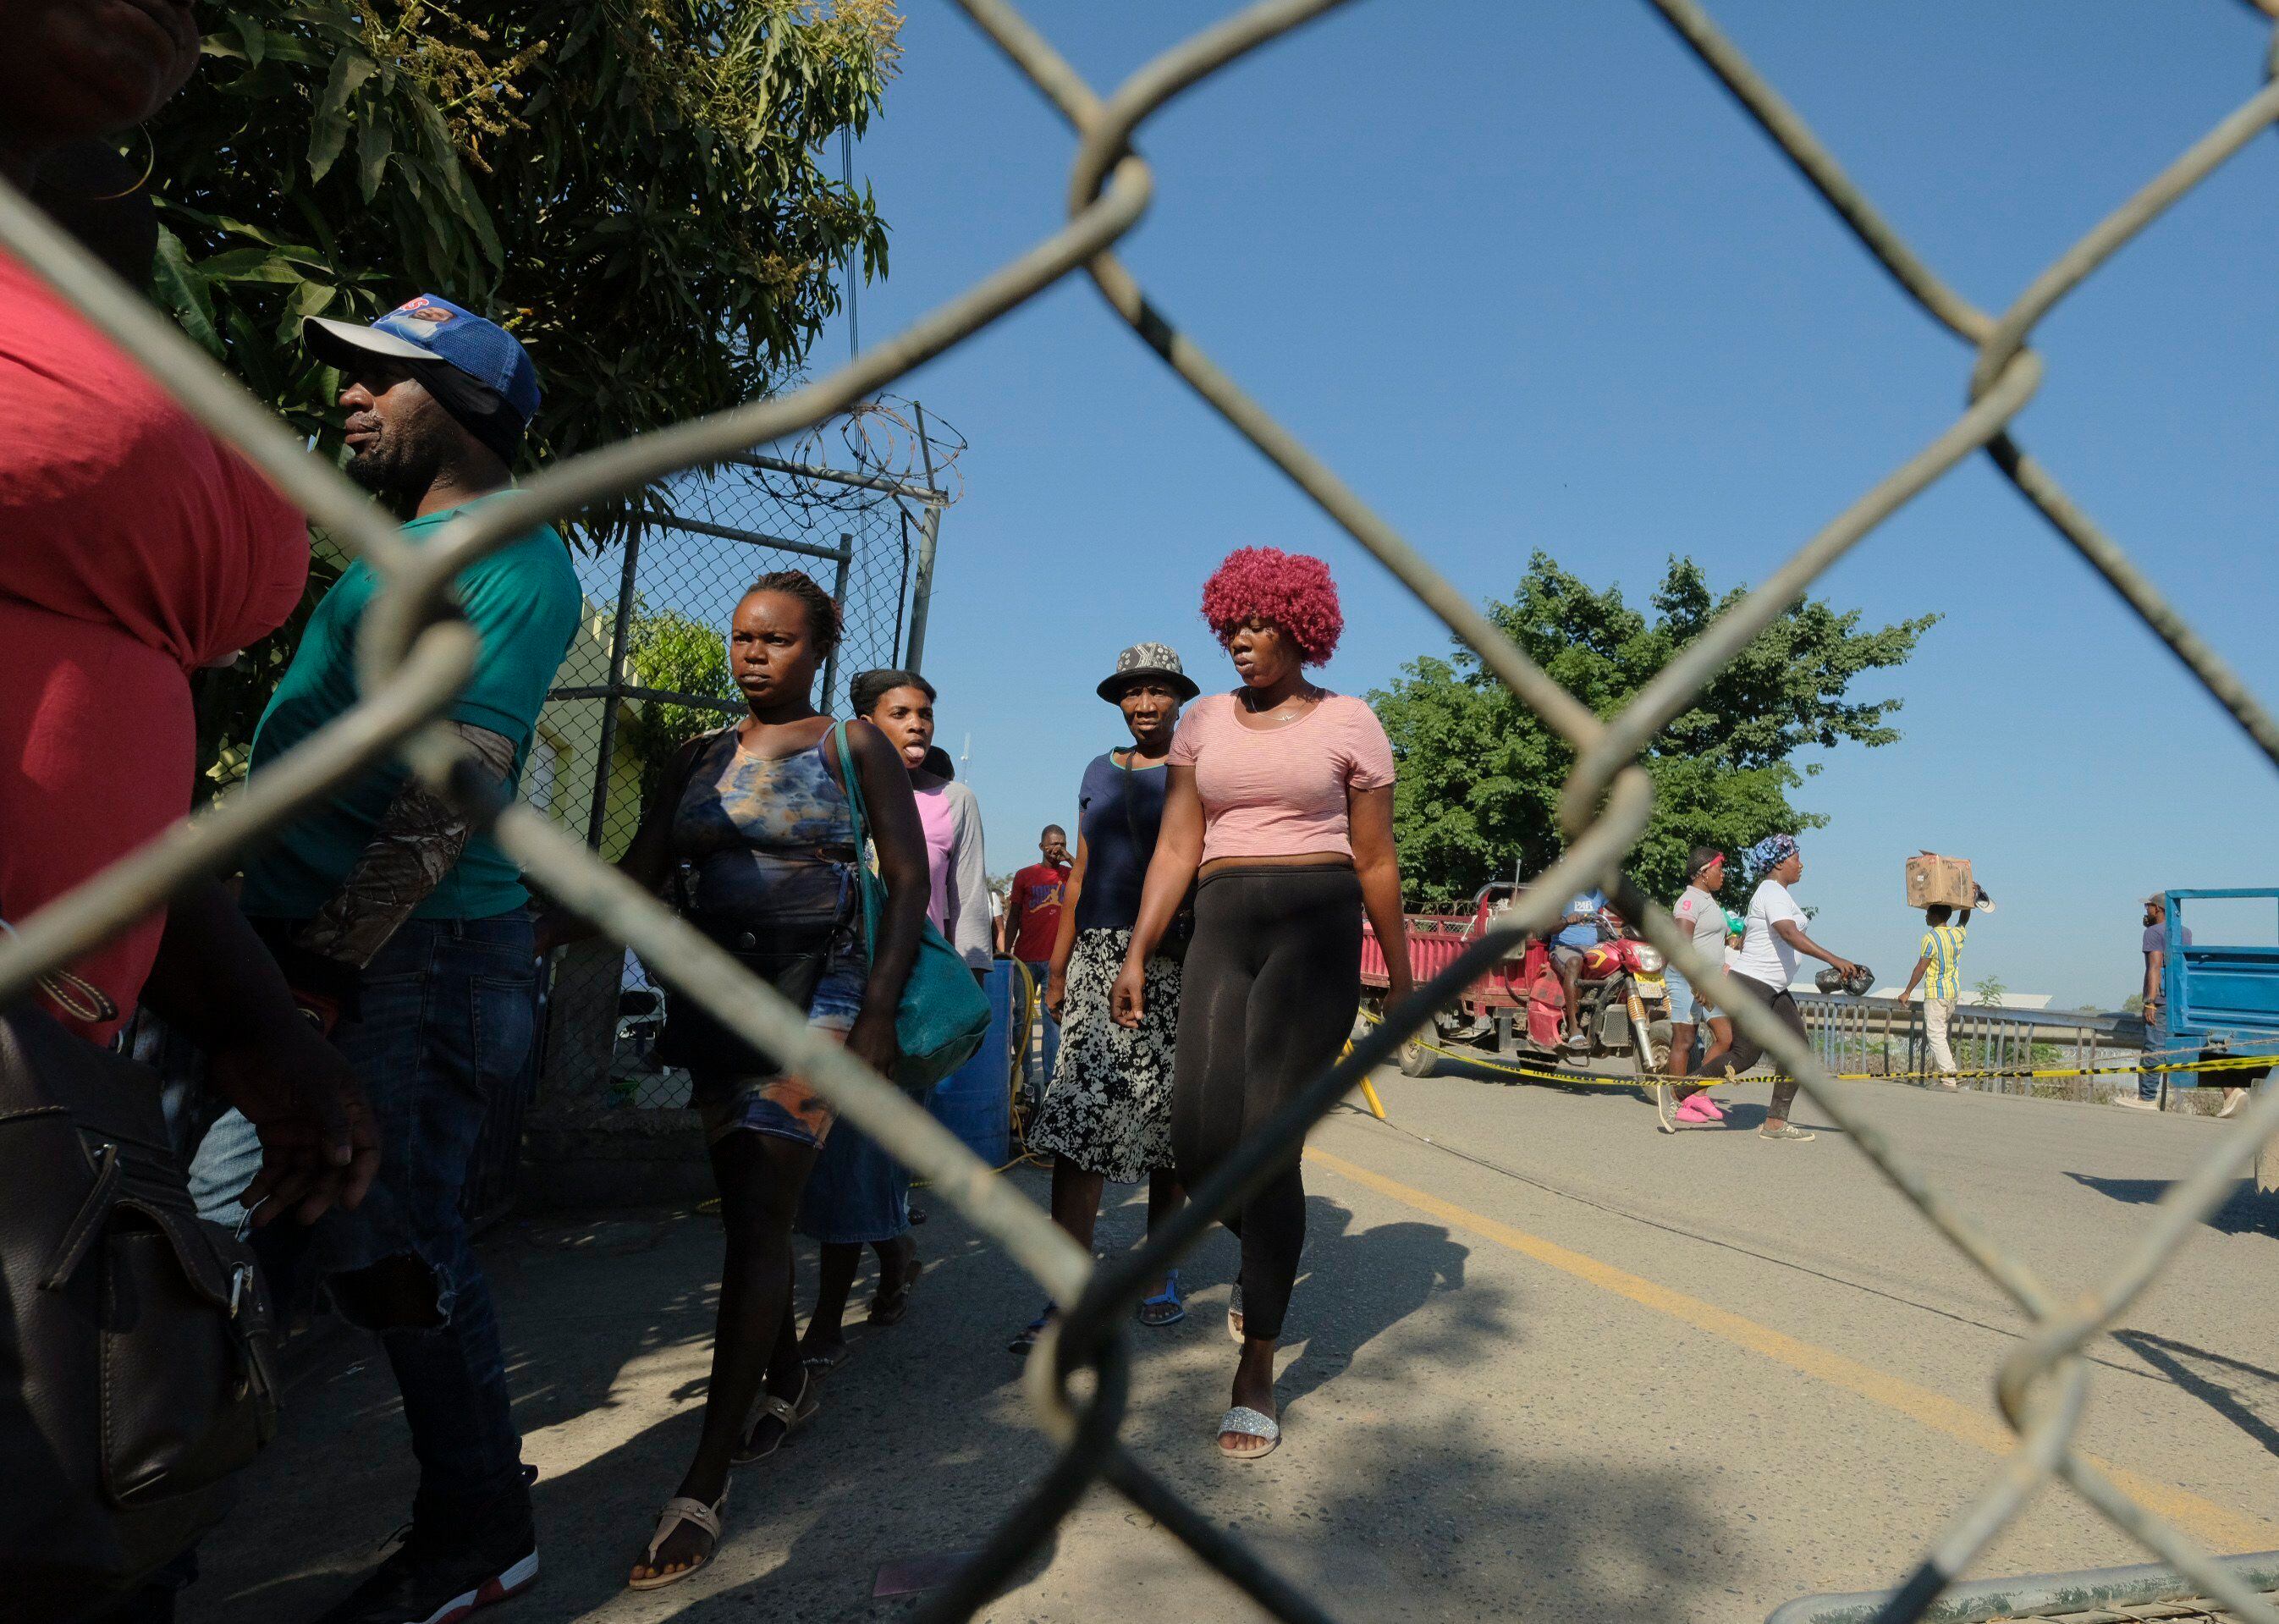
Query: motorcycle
1362,887,1672,1081
1525,911,1676,1079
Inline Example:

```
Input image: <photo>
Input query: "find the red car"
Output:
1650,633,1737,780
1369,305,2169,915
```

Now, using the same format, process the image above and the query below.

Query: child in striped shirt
1901,900,1974,1086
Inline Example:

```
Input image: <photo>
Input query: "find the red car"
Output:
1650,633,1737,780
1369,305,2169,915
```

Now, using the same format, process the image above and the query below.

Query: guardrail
1794,996,2149,1098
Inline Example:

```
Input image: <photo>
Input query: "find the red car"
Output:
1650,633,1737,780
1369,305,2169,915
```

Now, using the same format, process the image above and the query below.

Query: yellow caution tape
1354,1012,2277,1089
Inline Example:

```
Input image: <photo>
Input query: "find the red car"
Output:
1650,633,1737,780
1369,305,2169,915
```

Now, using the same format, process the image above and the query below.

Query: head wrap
1751,833,1800,869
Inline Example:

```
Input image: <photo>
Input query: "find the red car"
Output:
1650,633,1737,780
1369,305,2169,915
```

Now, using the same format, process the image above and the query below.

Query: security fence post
588,518,643,851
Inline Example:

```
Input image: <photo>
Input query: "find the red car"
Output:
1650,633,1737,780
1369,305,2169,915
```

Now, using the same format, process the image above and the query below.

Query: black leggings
1170,864,1362,1343
1708,972,1808,1120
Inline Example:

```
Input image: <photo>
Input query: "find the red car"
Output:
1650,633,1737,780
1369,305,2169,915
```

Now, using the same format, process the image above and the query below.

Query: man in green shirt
191,295,579,1624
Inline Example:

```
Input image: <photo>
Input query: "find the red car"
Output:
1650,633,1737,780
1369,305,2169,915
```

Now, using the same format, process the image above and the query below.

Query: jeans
2141,1004,2179,1100
189,915,537,1521
1021,960,1061,1099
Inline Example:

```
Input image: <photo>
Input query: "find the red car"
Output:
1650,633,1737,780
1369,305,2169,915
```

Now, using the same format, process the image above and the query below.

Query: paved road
190,1069,2279,1623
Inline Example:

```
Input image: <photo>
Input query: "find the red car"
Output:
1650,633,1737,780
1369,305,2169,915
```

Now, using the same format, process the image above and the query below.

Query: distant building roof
1868,987,2052,1010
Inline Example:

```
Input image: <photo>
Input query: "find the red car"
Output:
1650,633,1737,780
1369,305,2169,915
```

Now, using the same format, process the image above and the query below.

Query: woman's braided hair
746,570,843,655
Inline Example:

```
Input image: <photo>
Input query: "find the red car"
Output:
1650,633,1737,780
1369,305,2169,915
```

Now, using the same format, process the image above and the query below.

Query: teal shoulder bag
832,724,991,1094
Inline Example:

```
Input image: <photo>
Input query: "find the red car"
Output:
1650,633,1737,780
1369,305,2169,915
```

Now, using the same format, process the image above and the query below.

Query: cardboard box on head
1906,852,1974,910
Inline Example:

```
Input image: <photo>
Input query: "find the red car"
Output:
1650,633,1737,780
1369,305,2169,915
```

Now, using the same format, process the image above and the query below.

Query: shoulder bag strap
831,722,884,957
663,725,732,915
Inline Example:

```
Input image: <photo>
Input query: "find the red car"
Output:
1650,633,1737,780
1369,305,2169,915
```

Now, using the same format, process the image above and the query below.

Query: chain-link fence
6,2,2279,1621
528,417,952,1109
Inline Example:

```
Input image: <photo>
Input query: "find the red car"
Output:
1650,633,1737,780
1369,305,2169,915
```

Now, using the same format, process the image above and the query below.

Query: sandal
1226,1284,1245,1345
1217,1405,1280,1460
1137,1270,1185,1328
1007,1307,1053,1355
868,1254,923,1327
629,1487,728,1590
801,1340,853,1379
730,1372,817,1466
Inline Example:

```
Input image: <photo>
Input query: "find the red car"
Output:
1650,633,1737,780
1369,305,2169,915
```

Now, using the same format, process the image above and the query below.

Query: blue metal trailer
2159,888,2279,1088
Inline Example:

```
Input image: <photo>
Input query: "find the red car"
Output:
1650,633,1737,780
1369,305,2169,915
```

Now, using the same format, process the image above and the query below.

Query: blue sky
790,0,2279,1010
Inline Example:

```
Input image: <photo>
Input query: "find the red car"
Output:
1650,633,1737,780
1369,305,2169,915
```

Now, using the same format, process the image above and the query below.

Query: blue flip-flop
1137,1269,1185,1328
1008,1307,1053,1354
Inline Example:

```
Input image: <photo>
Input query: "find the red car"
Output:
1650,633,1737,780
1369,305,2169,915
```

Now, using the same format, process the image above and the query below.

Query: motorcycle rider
1550,885,1607,1046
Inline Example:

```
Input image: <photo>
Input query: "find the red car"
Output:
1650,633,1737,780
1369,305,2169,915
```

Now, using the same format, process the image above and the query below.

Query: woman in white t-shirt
1695,834,1864,1142
1666,846,1736,1124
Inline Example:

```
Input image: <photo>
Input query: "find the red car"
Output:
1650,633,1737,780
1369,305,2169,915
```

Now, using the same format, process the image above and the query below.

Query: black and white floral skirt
1029,928,1181,1184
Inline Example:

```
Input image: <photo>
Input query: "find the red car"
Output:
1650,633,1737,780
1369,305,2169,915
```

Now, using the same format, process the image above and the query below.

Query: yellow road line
1305,1145,2279,1552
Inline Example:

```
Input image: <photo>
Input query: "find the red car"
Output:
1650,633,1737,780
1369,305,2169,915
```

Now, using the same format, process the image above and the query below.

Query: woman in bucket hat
1010,644,1199,1353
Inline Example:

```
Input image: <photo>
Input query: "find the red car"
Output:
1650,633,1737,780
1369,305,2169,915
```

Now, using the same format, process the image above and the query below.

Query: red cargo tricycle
1361,881,1675,1082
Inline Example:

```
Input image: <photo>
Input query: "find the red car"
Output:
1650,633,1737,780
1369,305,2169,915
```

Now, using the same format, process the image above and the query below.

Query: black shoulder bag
0,998,280,1621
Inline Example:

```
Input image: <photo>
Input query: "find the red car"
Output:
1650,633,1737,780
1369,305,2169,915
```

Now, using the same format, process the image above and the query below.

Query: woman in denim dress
545,571,928,1588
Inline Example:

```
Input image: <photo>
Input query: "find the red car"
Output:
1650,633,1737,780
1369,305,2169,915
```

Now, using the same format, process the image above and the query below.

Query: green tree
155,1,898,471
623,603,740,805
1972,974,2009,1009
153,2,899,779
1372,553,1935,908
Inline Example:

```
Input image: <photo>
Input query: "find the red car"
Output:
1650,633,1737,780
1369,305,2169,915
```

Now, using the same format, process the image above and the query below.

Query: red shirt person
1003,825,1073,967
0,248,308,1038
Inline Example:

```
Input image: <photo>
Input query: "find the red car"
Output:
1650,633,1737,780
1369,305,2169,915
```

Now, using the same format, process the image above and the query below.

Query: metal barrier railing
4,3,2278,1621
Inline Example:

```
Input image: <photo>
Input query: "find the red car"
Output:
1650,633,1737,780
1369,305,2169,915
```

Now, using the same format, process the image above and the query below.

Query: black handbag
647,725,857,1076
655,906,840,1076
0,999,280,1621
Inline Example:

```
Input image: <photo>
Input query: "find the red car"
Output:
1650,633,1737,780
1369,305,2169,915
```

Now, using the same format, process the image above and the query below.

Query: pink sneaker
1674,1093,1719,1125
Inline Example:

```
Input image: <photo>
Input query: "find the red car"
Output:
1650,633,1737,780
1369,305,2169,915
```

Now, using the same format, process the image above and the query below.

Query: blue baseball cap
305,294,541,433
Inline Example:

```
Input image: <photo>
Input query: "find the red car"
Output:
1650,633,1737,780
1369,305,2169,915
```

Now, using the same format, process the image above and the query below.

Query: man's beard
344,428,443,508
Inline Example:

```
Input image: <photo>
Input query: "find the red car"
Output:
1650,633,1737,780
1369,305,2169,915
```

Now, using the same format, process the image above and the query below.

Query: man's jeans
190,915,537,1522
2142,1003,2166,1101
1021,960,1061,1100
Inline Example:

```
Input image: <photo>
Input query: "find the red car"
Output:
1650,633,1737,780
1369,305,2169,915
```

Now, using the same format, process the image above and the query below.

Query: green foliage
623,603,740,805
1371,553,1935,909
153,1,897,473
1972,974,2009,1008
150,0,898,781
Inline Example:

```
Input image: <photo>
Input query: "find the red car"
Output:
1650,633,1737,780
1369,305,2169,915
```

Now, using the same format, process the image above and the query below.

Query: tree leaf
150,226,224,359
192,246,308,284
226,14,267,65
356,98,395,201
306,47,374,182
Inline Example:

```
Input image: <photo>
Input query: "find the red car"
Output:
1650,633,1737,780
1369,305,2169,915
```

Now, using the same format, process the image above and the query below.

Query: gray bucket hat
1097,641,1200,703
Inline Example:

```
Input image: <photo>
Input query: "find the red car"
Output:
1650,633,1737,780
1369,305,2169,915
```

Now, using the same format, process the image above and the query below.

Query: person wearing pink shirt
1114,548,1413,1460
792,669,990,1368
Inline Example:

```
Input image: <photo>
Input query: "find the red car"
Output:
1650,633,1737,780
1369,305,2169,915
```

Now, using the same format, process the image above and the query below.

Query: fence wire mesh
531,409,951,1107
5,2,2279,1620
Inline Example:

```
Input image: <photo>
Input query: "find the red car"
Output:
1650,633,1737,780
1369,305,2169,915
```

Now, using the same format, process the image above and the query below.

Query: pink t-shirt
1168,691,1395,864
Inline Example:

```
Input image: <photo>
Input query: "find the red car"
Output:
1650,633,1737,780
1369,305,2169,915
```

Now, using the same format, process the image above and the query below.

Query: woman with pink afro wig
1198,545,1345,665
1109,545,1412,1461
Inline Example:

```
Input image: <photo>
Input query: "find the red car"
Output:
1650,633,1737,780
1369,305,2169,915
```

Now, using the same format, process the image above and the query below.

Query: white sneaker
2111,1093,2163,1112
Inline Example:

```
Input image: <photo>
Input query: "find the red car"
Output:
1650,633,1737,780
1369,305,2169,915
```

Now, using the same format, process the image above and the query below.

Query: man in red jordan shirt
1003,826,1072,1093
1004,825,1074,971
